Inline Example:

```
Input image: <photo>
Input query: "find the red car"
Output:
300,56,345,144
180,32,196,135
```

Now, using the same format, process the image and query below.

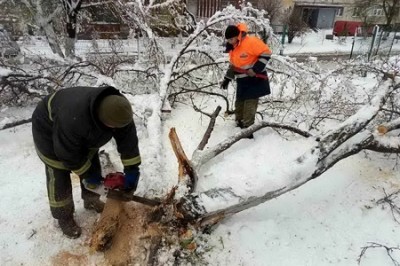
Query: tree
20,0,64,57
382,0,400,30
61,0,83,58
257,0,283,23
354,0,381,34
354,0,400,33
285,7,307,43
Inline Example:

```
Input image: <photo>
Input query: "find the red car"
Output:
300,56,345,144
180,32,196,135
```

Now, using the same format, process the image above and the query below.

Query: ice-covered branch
191,121,313,169
317,80,393,161
179,78,400,228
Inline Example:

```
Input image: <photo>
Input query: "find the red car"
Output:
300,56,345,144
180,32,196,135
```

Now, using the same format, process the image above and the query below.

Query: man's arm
251,38,272,73
113,121,141,167
114,122,141,191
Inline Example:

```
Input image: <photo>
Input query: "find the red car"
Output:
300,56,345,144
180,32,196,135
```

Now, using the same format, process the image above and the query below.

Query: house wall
186,0,400,29
334,1,400,25
187,0,260,20
295,0,345,5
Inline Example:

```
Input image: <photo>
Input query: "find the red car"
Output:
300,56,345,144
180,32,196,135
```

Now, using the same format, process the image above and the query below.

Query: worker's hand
124,165,140,192
220,78,230,90
81,173,106,195
247,69,256,77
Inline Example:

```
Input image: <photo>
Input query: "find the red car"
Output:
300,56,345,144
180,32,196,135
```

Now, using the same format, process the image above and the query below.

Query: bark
64,37,75,58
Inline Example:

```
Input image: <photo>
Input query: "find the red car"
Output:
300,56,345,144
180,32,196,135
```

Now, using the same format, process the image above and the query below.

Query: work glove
123,165,140,192
220,78,230,90
81,172,106,196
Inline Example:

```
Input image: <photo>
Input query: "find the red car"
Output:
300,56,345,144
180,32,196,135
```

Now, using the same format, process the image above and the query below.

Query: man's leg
80,154,105,213
242,98,259,127
235,100,244,127
45,165,81,238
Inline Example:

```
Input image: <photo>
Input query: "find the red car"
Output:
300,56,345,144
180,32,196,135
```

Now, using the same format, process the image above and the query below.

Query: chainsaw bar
106,190,161,206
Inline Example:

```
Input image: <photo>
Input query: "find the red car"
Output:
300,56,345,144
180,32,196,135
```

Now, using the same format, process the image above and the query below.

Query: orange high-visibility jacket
228,23,272,75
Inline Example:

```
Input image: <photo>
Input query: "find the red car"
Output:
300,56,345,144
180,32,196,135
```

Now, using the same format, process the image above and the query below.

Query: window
336,7,343,16
372,8,384,16
352,7,359,17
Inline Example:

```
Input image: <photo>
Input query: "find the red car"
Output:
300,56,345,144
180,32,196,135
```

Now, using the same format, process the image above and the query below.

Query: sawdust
51,251,88,266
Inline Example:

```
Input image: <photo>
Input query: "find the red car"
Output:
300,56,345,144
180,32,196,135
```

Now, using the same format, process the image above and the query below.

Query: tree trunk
64,37,75,58
89,199,164,265
41,22,64,58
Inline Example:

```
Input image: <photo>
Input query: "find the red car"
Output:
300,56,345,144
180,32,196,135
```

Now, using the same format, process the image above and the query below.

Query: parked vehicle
333,20,374,36
0,26,20,57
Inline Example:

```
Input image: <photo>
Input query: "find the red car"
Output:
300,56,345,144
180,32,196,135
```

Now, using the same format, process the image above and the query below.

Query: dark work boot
58,217,81,239
84,198,105,213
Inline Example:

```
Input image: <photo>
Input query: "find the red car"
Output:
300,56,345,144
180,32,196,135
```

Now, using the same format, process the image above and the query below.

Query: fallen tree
86,69,400,264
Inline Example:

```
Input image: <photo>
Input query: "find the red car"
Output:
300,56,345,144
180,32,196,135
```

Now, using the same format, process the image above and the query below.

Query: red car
333,20,374,36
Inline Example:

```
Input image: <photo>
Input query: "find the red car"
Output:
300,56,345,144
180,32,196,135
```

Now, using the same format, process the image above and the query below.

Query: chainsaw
103,172,161,207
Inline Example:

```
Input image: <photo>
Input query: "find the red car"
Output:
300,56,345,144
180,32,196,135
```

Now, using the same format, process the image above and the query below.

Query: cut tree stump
89,199,164,265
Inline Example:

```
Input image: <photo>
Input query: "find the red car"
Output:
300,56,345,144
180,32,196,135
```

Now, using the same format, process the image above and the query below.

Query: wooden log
89,198,123,252
89,198,165,265
169,128,197,191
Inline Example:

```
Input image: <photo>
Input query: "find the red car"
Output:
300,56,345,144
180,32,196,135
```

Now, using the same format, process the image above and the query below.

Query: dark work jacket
225,66,270,101
32,86,141,175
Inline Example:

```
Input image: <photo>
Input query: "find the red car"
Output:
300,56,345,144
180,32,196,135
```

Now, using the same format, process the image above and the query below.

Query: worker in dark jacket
32,86,141,238
221,23,272,136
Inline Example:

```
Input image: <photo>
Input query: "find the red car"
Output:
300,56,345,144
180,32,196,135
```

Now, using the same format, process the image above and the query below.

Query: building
187,0,258,20
186,0,342,28
187,0,400,32
289,0,345,29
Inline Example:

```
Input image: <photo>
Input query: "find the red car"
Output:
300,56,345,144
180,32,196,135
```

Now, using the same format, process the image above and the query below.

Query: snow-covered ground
17,29,400,60
2,31,400,266
1,98,400,265
284,29,400,56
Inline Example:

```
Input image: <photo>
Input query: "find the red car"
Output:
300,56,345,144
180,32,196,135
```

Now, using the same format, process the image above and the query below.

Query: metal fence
351,26,399,60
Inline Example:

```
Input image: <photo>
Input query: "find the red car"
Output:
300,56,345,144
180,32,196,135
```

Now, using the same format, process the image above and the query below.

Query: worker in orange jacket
221,23,272,136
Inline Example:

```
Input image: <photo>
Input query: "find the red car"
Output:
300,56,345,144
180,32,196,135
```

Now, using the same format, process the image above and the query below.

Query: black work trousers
44,155,102,219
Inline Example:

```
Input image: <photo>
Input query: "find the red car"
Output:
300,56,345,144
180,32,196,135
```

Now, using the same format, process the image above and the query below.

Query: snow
0,67,12,76
283,29,400,57
2,30,400,265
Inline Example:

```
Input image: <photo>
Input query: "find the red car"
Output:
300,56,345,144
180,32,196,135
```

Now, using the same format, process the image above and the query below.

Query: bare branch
197,106,222,151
